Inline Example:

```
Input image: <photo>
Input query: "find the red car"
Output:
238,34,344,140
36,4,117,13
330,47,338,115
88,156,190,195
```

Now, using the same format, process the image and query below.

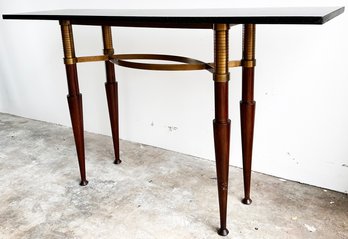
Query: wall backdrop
1,0,347,193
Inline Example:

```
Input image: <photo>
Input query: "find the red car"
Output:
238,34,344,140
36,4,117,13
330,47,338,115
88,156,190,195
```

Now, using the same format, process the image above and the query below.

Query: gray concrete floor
0,113,347,239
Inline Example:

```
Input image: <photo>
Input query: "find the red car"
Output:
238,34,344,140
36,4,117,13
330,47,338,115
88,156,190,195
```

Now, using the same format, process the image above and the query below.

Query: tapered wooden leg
213,24,230,237
241,24,256,204
60,20,88,186
102,26,121,164
67,88,88,186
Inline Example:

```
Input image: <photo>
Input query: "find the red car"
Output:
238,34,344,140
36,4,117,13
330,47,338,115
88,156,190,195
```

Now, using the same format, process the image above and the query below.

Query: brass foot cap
242,198,252,205
114,159,122,164
80,180,89,186
217,228,229,236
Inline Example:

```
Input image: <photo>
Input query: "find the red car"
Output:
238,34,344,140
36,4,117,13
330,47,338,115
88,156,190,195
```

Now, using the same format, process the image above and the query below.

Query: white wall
1,0,347,193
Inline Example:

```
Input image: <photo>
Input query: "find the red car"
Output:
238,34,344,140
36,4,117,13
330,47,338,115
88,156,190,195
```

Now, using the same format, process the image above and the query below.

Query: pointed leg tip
217,228,229,236
242,198,252,205
79,180,89,186
113,159,122,164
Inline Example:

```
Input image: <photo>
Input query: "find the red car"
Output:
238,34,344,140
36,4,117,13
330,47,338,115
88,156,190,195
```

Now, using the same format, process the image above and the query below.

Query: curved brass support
76,54,241,72
110,54,214,72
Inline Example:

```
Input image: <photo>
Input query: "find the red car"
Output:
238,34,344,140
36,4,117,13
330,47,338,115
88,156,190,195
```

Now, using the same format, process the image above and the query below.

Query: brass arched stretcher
73,53,247,73
110,54,214,72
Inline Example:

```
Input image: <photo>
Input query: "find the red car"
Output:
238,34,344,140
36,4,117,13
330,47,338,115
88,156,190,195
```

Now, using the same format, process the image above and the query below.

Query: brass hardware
60,20,77,65
241,59,256,68
213,24,230,82
74,53,241,73
214,73,230,82
242,24,256,68
110,54,214,72
102,26,114,56
213,24,230,31
59,20,70,26
64,58,77,64
59,21,238,73
103,49,114,55
207,61,241,69
76,55,109,63
229,60,242,68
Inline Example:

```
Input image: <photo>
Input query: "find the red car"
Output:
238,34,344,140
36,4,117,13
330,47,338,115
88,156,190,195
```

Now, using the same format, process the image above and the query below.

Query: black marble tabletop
3,7,344,26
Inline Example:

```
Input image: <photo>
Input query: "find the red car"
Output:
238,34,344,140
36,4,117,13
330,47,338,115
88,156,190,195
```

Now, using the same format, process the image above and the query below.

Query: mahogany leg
102,26,121,164
213,24,230,237
60,20,88,186
240,24,256,204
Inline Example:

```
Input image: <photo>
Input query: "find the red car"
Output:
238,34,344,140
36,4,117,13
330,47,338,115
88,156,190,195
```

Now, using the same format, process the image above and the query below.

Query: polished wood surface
102,26,121,165
65,64,88,186
240,24,256,205
213,24,231,236
60,21,88,186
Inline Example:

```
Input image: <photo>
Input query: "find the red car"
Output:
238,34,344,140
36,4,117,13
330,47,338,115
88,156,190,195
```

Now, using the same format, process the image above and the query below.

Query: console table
3,7,344,236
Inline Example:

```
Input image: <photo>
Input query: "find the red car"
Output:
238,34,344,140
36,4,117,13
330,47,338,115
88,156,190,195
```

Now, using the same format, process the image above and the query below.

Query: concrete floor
0,113,347,239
